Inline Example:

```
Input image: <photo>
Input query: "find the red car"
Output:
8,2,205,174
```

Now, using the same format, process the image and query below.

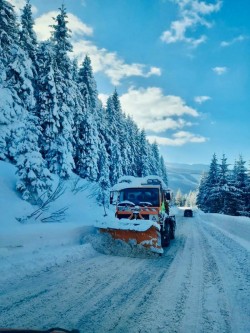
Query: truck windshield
119,188,160,206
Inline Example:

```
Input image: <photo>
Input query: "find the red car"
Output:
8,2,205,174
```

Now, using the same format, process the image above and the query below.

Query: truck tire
170,219,175,239
161,221,170,247
170,226,175,240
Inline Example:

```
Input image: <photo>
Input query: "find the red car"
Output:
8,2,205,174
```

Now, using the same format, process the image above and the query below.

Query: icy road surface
1,212,250,333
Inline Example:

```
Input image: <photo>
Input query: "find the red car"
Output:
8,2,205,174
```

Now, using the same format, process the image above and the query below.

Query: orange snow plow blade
100,225,163,254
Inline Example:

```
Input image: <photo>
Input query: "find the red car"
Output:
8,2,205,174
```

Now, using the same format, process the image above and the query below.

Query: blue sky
11,0,250,165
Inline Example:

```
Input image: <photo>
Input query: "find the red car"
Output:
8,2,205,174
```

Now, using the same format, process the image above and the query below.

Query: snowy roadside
0,161,111,283
196,209,250,251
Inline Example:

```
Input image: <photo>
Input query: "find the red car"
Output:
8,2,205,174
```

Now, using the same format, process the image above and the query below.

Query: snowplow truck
100,176,176,254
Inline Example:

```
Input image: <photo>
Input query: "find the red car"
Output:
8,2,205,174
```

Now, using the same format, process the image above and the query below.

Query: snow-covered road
1,212,250,333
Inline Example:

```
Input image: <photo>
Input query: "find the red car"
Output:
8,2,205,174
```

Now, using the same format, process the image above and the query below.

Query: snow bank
0,161,110,281
198,211,250,251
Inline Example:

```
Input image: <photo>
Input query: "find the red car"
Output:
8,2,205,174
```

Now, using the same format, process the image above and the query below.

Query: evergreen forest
197,154,250,217
0,0,168,204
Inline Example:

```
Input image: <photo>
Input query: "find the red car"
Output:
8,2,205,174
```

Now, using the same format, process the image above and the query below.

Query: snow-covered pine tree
196,172,208,211
50,4,72,73
245,163,250,217
136,129,150,177
97,141,110,209
175,189,184,207
232,155,249,216
96,102,110,183
150,141,161,176
78,55,98,114
36,42,60,166
0,0,23,160
76,83,99,181
46,5,75,178
72,58,79,82
76,61,99,181
222,167,241,216
159,155,168,185
125,116,140,177
112,89,130,175
217,154,231,214
185,191,197,207
203,153,220,212
105,96,122,185
19,0,38,72
5,44,38,163
16,112,53,203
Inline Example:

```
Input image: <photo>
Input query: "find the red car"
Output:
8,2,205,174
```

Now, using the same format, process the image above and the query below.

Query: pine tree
128,118,141,177
36,42,59,161
97,142,110,208
78,55,98,113
16,113,53,203
196,172,208,211
197,154,220,213
5,44,37,163
245,163,250,217
76,61,99,181
0,0,19,63
175,189,184,207
0,0,23,160
50,5,72,73
205,153,220,212
222,168,241,216
233,155,249,216
217,154,231,214
185,191,197,207
150,142,161,175
19,0,37,69
105,96,122,185
159,155,168,185
96,103,110,182
44,6,75,178
112,90,130,175
137,129,150,177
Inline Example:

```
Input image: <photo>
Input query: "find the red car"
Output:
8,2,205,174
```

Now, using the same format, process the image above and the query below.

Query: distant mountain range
166,163,209,194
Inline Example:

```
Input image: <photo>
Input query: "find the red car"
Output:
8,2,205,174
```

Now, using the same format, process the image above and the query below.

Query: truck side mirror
165,191,171,200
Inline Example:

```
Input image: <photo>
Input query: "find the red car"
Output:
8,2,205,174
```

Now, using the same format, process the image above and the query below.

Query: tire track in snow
2,214,248,332
202,221,250,284
0,255,145,329
105,219,192,333
199,219,250,333
198,221,232,333
75,237,186,333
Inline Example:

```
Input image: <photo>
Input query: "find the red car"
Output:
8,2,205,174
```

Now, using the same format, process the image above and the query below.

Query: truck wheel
170,228,175,240
161,222,170,247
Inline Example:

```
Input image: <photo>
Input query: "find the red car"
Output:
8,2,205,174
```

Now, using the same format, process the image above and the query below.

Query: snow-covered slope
0,160,111,281
166,162,209,193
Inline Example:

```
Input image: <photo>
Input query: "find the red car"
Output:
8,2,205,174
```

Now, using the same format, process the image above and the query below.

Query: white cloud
191,0,222,15
147,131,208,146
161,0,222,47
98,93,109,106
72,40,161,85
34,12,161,85
9,0,38,15
212,66,228,75
220,35,249,47
34,11,93,41
119,87,199,132
194,95,211,104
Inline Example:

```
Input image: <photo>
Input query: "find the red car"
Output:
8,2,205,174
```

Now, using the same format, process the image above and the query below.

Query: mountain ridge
166,163,209,194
